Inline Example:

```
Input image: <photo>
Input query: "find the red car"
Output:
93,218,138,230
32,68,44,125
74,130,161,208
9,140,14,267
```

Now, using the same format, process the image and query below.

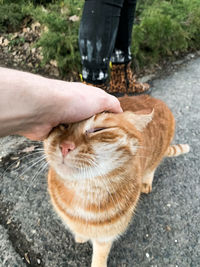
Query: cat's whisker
13,153,46,173
22,161,48,200
8,161,48,224
104,176,123,215
18,155,47,180
87,169,94,227
78,163,93,218
79,162,94,227
87,164,100,214
100,177,118,212
30,148,44,151
1,151,45,178
82,159,120,217
80,163,88,226
103,176,121,209
68,157,98,170
89,160,133,225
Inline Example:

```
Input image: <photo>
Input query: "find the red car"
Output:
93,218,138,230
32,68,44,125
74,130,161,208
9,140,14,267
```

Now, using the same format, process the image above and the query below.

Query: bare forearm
0,67,48,136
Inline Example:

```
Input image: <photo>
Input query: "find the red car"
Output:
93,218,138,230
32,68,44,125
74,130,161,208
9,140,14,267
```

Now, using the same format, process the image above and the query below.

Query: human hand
20,80,123,140
51,81,122,122
0,68,122,140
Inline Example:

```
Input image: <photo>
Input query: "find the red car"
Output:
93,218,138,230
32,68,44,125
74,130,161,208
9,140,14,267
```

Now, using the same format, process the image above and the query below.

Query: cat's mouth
51,154,99,180
51,148,97,174
62,157,95,169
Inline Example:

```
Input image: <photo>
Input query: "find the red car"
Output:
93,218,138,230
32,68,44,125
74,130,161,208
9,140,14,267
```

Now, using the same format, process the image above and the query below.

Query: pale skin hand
0,67,122,140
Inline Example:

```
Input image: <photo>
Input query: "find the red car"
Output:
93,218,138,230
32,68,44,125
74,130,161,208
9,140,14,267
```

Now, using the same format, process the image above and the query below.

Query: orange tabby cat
44,95,189,267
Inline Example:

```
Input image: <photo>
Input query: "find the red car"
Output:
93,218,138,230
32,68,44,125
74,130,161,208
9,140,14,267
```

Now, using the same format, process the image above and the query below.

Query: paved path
0,57,200,267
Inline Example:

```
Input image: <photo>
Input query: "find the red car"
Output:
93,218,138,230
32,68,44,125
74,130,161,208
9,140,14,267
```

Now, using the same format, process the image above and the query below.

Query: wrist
0,68,53,137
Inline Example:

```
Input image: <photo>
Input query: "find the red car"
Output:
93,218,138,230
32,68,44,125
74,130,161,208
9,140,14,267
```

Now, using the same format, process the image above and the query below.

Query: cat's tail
165,144,190,157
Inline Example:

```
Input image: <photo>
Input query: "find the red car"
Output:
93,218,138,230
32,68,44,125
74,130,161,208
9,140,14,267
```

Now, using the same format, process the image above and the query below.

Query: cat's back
119,95,169,114
119,95,175,132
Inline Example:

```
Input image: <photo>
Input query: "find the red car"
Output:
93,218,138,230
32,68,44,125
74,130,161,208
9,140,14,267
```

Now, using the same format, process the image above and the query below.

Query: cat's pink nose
59,141,75,157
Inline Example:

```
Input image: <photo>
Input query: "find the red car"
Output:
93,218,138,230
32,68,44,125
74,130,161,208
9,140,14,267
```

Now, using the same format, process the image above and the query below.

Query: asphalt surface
0,57,200,267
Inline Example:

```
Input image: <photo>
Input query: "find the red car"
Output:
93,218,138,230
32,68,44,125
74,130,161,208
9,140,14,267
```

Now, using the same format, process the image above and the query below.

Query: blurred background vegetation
0,0,200,77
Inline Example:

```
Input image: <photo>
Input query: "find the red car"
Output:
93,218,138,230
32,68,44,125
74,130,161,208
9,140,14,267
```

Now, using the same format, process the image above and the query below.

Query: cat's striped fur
165,144,190,157
44,95,189,267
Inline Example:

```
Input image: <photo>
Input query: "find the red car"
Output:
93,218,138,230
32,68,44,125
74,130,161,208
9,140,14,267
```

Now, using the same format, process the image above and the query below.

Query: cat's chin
52,162,92,181
52,162,75,176
52,160,114,181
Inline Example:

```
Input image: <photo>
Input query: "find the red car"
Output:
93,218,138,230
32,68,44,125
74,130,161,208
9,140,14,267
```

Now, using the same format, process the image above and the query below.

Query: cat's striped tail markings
165,144,190,157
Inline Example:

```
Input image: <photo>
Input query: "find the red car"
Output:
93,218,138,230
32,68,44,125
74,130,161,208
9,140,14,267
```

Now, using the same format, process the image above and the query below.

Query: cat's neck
48,164,141,221
52,162,141,199
58,166,128,190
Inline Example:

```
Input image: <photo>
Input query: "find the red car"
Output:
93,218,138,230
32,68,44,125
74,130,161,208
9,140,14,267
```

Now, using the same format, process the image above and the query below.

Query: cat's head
44,110,153,180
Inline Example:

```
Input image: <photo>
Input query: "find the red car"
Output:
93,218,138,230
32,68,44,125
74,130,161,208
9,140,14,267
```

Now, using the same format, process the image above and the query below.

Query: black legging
79,0,137,84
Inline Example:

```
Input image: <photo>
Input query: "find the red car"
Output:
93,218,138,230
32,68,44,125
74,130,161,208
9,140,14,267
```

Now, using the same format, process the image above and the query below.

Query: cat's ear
124,109,154,131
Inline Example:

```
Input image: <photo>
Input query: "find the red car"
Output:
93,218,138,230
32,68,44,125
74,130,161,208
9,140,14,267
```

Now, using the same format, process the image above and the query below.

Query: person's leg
110,0,150,94
79,0,124,88
112,0,137,64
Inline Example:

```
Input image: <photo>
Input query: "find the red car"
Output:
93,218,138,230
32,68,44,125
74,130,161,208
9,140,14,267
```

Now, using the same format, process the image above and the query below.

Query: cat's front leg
91,240,112,267
141,169,155,194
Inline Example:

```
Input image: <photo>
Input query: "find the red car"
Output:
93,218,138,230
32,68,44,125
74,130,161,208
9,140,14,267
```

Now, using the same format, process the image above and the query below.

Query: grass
0,0,200,77
28,0,83,77
132,0,200,67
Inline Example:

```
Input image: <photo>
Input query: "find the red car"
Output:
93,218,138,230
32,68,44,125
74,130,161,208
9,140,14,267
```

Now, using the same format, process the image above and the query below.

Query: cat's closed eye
59,124,69,131
86,127,107,134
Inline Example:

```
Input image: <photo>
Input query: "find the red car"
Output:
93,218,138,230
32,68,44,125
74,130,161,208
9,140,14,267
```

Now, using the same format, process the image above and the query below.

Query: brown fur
44,95,189,267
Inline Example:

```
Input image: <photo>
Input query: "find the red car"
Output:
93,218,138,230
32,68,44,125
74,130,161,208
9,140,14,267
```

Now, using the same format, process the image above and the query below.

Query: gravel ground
0,57,200,267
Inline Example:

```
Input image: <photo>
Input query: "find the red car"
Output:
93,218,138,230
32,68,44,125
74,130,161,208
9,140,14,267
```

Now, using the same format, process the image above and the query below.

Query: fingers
103,94,123,113
79,83,123,113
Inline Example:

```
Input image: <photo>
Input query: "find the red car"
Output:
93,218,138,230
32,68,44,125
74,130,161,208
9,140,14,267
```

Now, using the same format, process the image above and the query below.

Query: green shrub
1,0,200,76
31,0,200,75
132,0,200,68
0,0,57,33
0,1,28,33
28,0,83,77
31,0,55,5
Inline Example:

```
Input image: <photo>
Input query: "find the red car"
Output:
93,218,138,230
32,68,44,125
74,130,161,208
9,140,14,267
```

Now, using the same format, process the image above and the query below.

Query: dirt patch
0,21,61,79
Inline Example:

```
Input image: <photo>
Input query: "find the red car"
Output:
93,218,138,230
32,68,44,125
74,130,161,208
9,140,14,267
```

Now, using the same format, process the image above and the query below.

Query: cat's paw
141,183,152,194
75,236,89,243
